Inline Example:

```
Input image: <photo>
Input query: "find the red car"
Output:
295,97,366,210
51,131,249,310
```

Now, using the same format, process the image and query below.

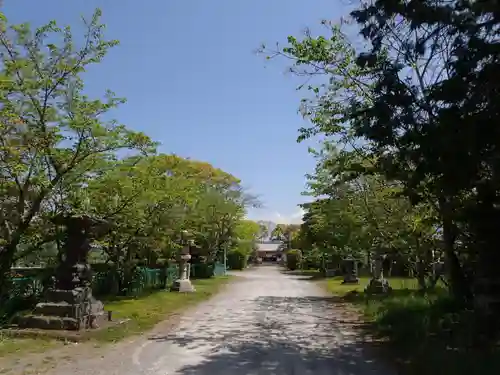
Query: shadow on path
177,339,384,375
148,295,391,375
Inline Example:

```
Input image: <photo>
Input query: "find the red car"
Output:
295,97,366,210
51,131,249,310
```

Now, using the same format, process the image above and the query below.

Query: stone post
373,256,384,280
341,257,359,284
365,254,392,294
172,236,195,293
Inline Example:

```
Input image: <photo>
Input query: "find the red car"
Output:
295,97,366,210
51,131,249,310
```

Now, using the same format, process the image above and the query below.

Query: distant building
256,241,283,260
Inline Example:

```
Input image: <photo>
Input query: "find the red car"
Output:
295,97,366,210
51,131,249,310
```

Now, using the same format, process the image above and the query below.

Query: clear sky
4,0,347,224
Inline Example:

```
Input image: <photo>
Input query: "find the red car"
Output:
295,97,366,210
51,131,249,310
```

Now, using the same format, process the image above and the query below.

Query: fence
10,265,179,298
213,262,226,276
3,262,230,323
9,262,226,298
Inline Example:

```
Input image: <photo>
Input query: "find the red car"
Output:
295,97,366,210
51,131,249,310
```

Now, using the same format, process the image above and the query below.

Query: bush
286,249,302,271
190,263,214,279
360,289,500,375
301,250,323,270
227,250,248,270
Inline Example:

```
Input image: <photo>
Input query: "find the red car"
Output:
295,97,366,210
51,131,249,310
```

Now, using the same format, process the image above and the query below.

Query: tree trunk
439,197,471,304
0,239,21,302
469,191,500,328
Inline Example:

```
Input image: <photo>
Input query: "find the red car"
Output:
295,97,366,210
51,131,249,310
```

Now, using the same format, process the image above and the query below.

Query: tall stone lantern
18,214,110,330
172,230,195,292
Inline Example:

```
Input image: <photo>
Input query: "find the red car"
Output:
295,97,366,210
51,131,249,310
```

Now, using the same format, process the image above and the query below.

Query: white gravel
46,265,394,375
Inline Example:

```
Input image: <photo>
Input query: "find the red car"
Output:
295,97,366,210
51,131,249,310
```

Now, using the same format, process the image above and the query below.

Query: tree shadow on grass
346,289,500,375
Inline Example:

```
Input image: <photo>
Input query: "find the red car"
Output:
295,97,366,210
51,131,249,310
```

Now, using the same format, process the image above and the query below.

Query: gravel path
46,266,393,375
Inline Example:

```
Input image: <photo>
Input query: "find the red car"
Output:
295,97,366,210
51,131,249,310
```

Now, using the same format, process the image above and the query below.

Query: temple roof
257,243,282,252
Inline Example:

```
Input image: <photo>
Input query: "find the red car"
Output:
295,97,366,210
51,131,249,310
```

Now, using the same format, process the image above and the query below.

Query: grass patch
323,276,500,375
0,276,232,357
0,335,57,358
91,276,232,342
323,276,418,296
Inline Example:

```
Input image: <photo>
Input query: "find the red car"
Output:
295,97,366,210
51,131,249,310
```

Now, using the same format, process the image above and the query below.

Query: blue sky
4,0,347,224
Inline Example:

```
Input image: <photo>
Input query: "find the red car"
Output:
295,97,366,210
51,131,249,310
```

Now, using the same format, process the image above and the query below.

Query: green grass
0,276,232,357
92,276,233,342
323,276,418,296
0,335,57,357
322,276,500,375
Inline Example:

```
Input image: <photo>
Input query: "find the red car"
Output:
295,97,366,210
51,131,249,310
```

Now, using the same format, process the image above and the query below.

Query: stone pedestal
18,287,106,331
365,255,392,294
172,278,195,293
18,214,110,331
365,278,392,294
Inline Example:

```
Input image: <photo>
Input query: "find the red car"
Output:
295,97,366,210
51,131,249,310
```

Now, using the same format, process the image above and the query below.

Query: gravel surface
45,266,393,375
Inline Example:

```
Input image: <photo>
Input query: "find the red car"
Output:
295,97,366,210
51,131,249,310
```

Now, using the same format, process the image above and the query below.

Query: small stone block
18,315,82,331
46,289,84,304
172,279,196,292
365,278,392,294
325,269,337,277
33,302,76,317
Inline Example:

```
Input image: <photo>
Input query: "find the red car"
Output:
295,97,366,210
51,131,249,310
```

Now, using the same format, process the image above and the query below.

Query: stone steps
33,302,76,317
18,315,81,330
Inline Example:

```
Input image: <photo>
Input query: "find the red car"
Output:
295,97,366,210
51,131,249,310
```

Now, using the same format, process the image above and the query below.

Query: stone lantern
19,214,110,331
172,231,195,292
341,256,360,284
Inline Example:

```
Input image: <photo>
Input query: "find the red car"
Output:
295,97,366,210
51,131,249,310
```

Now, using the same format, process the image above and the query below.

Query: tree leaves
269,0,500,304
0,9,257,296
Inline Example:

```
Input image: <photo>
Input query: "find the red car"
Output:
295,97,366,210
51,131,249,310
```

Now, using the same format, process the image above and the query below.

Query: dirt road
44,265,392,375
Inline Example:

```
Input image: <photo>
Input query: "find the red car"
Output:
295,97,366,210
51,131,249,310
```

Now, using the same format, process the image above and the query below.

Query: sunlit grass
0,276,232,357
92,276,233,342
0,335,57,357
323,276,500,375
323,276,418,296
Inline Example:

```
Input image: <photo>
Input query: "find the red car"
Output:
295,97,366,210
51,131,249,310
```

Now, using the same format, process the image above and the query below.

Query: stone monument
365,254,392,294
172,232,195,293
341,257,359,284
19,214,110,331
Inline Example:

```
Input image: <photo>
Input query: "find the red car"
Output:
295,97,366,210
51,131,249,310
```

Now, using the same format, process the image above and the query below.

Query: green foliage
264,0,500,305
226,250,248,270
225,220,259,270
286,249,302,271
0,10,258,305
190,263,215,279
301,248,323,270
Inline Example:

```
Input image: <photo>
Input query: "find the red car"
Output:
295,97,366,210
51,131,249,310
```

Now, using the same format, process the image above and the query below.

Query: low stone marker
325,269,337,278
365,254,392,294
341,257,359,284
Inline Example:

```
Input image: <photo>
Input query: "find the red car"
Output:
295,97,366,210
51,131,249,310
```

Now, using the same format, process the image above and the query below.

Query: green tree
268,0,500,312
0,10,155,298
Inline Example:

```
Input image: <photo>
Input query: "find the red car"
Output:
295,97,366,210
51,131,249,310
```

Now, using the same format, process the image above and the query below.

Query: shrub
301,249,323,270
286,249,302,270
359,289,500,375
227,250,248,270
190,262,214,279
